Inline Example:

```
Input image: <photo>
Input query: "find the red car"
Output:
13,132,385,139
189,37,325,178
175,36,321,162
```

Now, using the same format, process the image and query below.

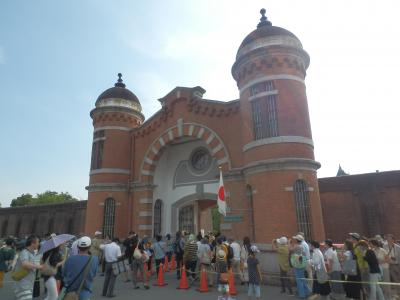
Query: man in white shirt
228,238,241,284
324,239,344,297
100,238,122,298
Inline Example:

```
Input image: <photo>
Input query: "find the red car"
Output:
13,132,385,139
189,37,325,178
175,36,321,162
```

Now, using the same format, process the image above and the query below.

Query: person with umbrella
39,234,75,300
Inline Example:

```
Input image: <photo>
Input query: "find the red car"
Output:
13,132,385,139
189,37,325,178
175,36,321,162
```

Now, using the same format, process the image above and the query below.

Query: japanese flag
218,168,226,216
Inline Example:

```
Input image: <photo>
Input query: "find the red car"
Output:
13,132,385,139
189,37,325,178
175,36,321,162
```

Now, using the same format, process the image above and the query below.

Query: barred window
293,180,312,240
153,199,162,237
103,198,116,239
251,95,279,140
91,140,104,170
179,205,194,234
250,80,275,96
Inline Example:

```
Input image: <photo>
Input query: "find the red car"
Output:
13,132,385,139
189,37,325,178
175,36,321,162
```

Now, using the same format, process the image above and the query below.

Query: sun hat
293,234,304,242
78,236,92,248
277,237,288,245
348,233,360,241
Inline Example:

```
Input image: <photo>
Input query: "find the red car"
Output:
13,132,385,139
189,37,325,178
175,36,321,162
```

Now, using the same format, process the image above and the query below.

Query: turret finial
257,8,272,28
115,73,126,88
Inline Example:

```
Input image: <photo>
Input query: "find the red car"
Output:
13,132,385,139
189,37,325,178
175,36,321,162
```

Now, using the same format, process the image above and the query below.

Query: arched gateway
85,10,326,243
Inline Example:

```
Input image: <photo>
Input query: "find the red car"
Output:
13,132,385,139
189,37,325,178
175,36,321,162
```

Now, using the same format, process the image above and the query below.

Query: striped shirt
183,241,198,262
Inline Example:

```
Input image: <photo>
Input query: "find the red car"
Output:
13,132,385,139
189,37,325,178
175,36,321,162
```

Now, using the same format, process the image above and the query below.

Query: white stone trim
206,133,215,145
144,157,154,165
139,198,153,204
217,157,229,166
139,211,153,217
237,35,303,59
141,170,154,176
243,136,314,152
168,130,174,141
240,75,304,94
248,90,278,101
197,127,205,138
285,187,294,192
308,187,314,192
188,125,195,136
94,126,132,132
212,143,223,155
151,146,158,156
139,225,152,230
159,137,165,147
90,168,130,175
92,137,106,143
243,158,320,176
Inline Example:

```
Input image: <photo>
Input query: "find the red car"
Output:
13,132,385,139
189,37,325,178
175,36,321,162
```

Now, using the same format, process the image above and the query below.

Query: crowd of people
272,232,400,300
0,230,399,300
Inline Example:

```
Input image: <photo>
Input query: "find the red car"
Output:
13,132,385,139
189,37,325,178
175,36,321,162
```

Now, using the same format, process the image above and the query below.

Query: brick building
1,11,398,243
85,10,325,244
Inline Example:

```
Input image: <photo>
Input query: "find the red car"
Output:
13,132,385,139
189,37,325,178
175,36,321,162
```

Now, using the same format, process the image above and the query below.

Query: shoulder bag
59,256,93,300
342,252,357,276
41,257,58,277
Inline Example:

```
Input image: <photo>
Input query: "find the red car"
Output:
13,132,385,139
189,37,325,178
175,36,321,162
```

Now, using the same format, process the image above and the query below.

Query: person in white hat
91,231,104,273
247,245,262,300
62,236,98,300
272,237,293,295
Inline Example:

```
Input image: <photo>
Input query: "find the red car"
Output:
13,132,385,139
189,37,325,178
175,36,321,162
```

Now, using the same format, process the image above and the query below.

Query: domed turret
95,73,142,113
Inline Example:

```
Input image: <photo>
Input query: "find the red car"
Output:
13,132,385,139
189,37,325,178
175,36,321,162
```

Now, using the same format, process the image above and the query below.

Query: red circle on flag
218,186,225,201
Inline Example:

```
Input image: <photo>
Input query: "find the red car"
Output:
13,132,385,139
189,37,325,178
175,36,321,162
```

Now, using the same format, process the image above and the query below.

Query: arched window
293,180,312,240
153,199,162,237
103,198,116,239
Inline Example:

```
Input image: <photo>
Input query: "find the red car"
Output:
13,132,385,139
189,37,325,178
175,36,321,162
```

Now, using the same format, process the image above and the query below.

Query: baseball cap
250,245,260,253
78,236,92,248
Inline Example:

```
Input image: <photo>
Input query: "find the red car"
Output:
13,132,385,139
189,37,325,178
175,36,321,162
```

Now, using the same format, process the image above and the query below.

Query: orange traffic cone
170,255,176,270
177,266,189,289
153,263,168,286
196,267,209,293
228,268,237,295
164,256,170,273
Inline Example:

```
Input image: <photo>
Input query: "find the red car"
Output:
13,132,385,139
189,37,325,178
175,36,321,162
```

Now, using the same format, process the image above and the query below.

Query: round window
190,148,212,172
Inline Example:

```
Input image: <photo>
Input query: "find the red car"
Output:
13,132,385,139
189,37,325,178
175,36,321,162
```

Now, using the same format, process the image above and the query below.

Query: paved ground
0,271,297,300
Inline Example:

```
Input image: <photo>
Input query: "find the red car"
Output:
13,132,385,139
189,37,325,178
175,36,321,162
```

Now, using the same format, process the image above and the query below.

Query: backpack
173,239,183,254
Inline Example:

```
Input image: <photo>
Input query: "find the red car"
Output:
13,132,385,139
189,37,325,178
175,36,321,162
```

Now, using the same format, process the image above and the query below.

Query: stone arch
139,120,232,183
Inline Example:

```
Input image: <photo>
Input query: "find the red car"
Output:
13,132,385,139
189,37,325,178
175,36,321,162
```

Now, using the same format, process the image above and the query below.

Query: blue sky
1,0,400,207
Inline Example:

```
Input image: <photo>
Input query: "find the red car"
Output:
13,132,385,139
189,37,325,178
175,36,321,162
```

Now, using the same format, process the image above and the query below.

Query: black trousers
102,262,117,297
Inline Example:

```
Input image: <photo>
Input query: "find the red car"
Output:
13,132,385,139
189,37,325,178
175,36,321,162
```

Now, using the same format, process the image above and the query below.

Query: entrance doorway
178,200,216,234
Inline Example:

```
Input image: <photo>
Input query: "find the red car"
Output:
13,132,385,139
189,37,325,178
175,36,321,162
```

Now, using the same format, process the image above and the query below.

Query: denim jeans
294,267,310,299
369,273,385,300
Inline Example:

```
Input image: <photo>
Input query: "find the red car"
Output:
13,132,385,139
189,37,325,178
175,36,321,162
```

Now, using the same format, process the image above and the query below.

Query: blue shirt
63,255,98,300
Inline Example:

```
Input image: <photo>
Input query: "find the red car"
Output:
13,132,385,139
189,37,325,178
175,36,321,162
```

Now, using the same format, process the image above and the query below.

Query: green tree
10,191,77,207
10,193,34,207
35,191,77,204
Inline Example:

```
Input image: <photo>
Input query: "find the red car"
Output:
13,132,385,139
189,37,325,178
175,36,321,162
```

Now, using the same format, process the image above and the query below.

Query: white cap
277,237,288,245
78,236,92,248
250,245,260,253
94,231,102,236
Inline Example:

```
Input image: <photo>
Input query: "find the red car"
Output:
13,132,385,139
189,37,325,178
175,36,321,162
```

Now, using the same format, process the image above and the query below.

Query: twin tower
85,10,325,243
